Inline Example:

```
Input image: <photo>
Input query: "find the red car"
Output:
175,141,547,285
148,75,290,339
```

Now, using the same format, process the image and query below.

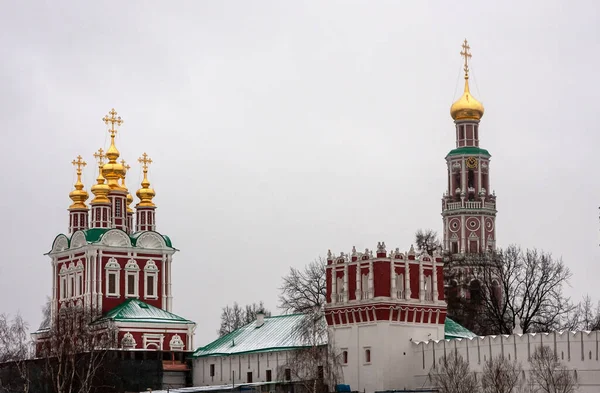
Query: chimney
256,312,265,328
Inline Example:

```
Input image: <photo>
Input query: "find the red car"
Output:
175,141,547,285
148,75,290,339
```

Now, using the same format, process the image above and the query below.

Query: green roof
193,314,476,358
444,317,478,339
193,314,325,358
94,299,194,325
50,229,175,252
84,228,110,243
446,146,491,158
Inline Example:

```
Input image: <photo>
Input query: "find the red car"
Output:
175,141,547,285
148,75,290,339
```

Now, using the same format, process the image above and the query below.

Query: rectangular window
247,372,252,383
115,199,122,217
285,368,291,381
77,274,83,297
60,277,66,300
365,348,371,364
108,273,117,295
147,275,155,297
451,242,459,254
210,364,215,377
266,370,272,382
470,241,478,253
127,274,136,296
342,350,348,364
459,125,465,140
69,276,75,298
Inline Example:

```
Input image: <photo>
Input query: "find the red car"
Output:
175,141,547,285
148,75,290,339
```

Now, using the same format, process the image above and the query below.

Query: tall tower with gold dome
68,155,90,233
442,40,497,255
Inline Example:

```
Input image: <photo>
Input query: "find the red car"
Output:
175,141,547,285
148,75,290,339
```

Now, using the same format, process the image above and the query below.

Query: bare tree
415,229,442,256
279,258,326,314
445,245,574,335
218,302,271,337
481,355,523,393
0,313,33,392
40,308,117,393
563,295,600,332
528,346,577,393
428,352,479,393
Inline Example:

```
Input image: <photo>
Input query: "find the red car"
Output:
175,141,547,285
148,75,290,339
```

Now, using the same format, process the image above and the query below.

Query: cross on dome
93,148,106,165
71,155,87,174
102,108,124,137
460,39,472,77
138,152,153,171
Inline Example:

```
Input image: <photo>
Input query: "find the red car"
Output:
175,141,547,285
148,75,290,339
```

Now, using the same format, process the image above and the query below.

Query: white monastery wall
412,331,600,393
331,322,445,392
193,350,298,387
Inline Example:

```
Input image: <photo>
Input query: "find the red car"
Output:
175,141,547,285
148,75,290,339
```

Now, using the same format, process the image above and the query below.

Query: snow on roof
193,314,325,357
94,299,194,325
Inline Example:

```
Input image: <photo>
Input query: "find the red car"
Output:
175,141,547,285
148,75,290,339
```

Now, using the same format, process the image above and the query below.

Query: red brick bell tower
441,40,497,255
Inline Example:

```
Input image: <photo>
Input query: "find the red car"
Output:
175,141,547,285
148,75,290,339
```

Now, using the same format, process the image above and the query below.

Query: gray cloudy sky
1,1,599,344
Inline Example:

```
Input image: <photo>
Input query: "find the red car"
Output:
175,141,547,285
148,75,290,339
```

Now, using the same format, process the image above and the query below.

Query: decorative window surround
144,260,159,299
105,257,121,297
121,332,137,349
169,334,185,350
143,333,164,350
125,259,140,298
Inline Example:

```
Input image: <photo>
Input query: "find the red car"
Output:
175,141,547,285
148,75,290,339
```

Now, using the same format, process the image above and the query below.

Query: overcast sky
1,1,599,344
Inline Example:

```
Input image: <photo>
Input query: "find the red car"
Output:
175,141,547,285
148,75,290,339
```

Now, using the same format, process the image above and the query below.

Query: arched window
144,260,159,299
124,259,140,298
469,280,482,303
105,258,121,297
364,348,371,364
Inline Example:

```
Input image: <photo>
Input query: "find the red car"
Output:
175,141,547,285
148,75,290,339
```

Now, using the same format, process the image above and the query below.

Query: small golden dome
101,108,127,191
91,148,110,205
121,159,134,214
136,152,156,208
69,156,89,210
450,78,484,121
450,39,484,122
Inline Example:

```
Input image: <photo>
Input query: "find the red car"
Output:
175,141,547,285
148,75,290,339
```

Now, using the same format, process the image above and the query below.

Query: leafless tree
40,307,117,393
445,245,574,335
562,295,600,332
279,258,327,314
428,352,479,393
528,346,577,393
217,301,271,337
481,355,523,393
0,313,33,392
415,229,442,256
278,259,342,393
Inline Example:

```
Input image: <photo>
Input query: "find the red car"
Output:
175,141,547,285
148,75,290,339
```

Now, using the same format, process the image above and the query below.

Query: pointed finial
121,159,134,213
460,39,472,80
69,155,88,209
136,152,156,207
101,108,126,189
91,148,110,204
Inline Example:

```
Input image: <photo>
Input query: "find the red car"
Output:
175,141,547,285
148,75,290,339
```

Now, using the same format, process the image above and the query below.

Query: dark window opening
459,126,465,140
317,366,324,379
285,368,291,381
247,372,252,383
210,364,215,377
342,351,348,364
468,170,475,189
482,173,489,192
469,280,482,303
108,273,116,294
147,275,155,296
127,274,135,295
266,369,272,382
469,240,478,253
365,349,371,363
454,173,461,192
451,242,459,254
474,126,479,141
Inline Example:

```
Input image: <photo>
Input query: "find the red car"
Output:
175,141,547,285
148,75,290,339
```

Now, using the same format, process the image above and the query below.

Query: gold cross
102,108,124,137
138,152,153,171
93,148,107,166
121,159,131,173
71,155,87,174
460,39,472,75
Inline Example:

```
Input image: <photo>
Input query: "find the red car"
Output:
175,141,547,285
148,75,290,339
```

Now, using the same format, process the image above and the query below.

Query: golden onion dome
121,159,134,213
136,152,156,208
69,156,89,210
101,108,127,191
91,148,110,205
450,78,484,121
450,39,484,122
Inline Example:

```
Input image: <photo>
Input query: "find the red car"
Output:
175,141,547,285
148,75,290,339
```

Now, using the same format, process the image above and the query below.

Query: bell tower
442,40,497,254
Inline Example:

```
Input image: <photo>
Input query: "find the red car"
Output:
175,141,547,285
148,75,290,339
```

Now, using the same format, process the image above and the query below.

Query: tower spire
136,152,156,208
460,39,472,81
69,155,89,210
101,108,126,190
450,39,484,121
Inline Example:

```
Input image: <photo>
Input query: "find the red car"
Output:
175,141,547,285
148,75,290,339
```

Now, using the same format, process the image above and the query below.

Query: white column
331,267,336,304
405,261,411,299
368,260,374,299
461,215,466,253
419,262,424,302
391,261,397,299
355,263,361,301
167,254,173,311
343,264,348,302
51,258,57,324
91,253,96,312
432,260,439,302
161,254,167,309
481,218,486,253
97,250,103,315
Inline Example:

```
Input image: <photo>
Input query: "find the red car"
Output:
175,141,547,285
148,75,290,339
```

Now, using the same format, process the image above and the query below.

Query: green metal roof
444,317,478,339
193,314,325,358
84,228,110,243
446,146,491,158
50,229,174,252
94,299,194,325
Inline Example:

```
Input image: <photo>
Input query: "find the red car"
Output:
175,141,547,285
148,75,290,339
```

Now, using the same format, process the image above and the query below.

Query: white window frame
142,333,164,350
144,260,159,299
124,259,140,298
59,266,67,301
105,258,121,297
